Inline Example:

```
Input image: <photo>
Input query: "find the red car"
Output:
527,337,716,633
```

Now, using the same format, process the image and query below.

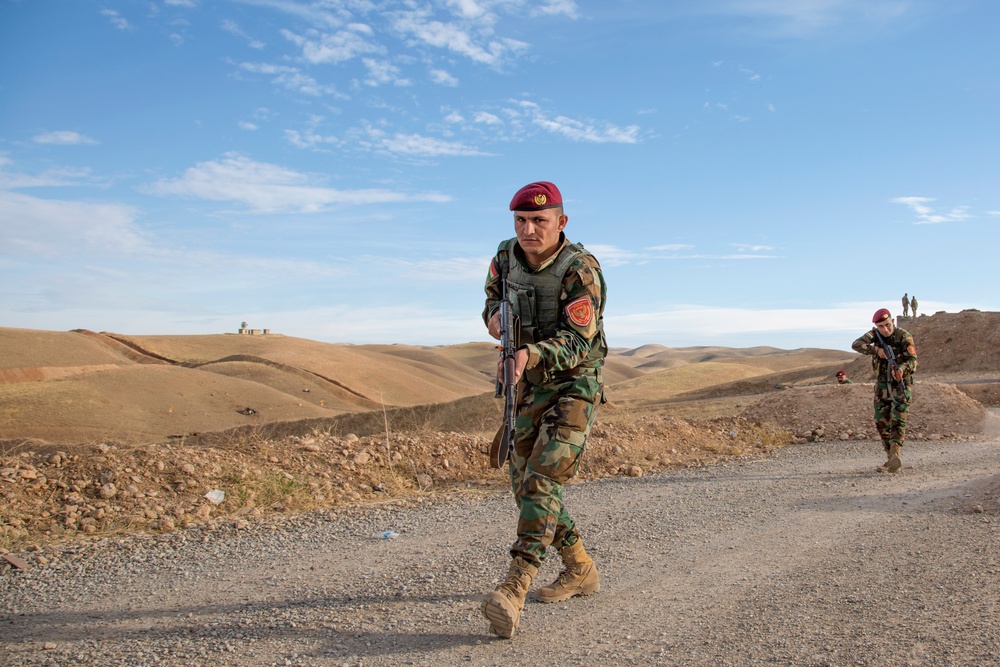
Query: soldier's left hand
892,368,904,382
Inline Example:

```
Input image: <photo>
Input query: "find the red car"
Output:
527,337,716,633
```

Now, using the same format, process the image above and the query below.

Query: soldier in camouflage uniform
480,181,607,639
901,293,909,317
852,308,917,473
911,295,918,318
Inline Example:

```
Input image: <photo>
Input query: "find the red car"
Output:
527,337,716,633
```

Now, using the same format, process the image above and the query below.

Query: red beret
872,308,892,324
836,370,846,377
509,181,562,211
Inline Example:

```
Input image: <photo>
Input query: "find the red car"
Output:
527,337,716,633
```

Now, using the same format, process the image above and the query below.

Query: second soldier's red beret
509,181,562,211
872,308,892,324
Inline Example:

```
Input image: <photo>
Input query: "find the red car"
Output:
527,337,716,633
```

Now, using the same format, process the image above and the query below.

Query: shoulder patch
489,258,498,279
565,297,594,327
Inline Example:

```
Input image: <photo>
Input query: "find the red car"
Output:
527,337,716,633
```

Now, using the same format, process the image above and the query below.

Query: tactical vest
501,239,607,383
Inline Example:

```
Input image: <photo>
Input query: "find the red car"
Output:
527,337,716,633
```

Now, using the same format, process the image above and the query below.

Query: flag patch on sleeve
566,297,594,327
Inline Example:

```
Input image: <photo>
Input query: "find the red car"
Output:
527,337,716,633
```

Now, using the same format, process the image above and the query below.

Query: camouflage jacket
483,235,607,381
851,327,917,383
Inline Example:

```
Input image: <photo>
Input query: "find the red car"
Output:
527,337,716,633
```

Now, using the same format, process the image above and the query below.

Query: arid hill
0,327,856,445
2,311,999,549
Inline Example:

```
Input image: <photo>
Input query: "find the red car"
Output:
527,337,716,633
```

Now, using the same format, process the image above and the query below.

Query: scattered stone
2,552,29,569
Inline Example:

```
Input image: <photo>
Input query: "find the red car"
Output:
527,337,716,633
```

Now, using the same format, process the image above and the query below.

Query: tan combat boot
481,556,538,638
885,442,902,473
876,443,892,472
536,540,600,604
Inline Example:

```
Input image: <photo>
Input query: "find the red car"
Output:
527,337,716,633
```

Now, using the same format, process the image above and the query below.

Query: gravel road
3,435,999,667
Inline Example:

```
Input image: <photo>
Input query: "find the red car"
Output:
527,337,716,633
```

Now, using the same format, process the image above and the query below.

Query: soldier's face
876,320,894,336
514,208,567,265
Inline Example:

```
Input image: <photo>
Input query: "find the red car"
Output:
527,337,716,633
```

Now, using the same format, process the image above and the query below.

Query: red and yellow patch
565,297,594,327
489,259,498,279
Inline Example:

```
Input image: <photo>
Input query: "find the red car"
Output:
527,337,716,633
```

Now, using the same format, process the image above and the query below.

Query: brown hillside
3,310,1000,549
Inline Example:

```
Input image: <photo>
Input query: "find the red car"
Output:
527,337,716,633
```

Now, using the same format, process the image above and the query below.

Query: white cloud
239,61,343,97
362,58,411,86
731,243,775,252
143,153,450,213
430,68,459,86
507,99,640,144
473,111,502,125
239,121,259,131
584,243,777,267
390,256,491,282
282,26,379,64
532,112,641,144
284,128,339,151
531,0,579,19
892,196,972,224
704,0,912,38
390,12,527,66
221,19,266,49
0,190,148,258
100,9,130,30
0,164,102,189
33,131,98,146
647,244,696,252
604,303,873,349
366,131,488,157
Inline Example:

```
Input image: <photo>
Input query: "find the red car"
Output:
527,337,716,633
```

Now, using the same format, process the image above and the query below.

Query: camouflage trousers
873,381,912,449
507,370,602,568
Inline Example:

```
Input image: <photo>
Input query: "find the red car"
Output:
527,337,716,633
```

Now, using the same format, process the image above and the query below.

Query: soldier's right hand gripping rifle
489,263,519,469
873,328,907,399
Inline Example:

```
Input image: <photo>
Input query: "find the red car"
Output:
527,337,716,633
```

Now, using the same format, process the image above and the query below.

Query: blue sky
2,0,998,352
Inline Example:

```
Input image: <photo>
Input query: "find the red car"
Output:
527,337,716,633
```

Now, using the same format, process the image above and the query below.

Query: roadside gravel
3,435,999,667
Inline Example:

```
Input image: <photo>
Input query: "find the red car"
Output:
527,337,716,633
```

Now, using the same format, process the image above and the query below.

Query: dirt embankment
0,413,790,550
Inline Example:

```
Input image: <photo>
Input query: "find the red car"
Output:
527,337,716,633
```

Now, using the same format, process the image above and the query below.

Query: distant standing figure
851,309,917,473
901,293,909,318
911,295,918,318
835,370,852,384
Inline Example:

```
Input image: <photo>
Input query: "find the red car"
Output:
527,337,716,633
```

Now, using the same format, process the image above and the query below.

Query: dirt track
3,434,999,667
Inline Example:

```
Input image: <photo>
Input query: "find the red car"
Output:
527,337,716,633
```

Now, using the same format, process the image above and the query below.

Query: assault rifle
873,328,907,398
490,263,519,469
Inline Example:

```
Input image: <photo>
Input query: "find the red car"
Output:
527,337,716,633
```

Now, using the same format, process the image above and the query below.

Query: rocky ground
2,381,995,553
2,432,998,666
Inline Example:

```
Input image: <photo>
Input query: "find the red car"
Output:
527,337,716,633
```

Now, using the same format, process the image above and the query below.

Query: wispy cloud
586,242,777,268
362,129,489,157
143,153,450,213
221,19,266,49
238,61,344,97
362,58,411,87
430,68,459,86
282,26,380,64
704,0,914,38
33,131,98,146
100,8,130,30
390,10,528,66
892,196,972,224
731,243,775,253
389,256,491,282
515,100,641,144
0,163,103,189
284,128,339,151
0,190,148,258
